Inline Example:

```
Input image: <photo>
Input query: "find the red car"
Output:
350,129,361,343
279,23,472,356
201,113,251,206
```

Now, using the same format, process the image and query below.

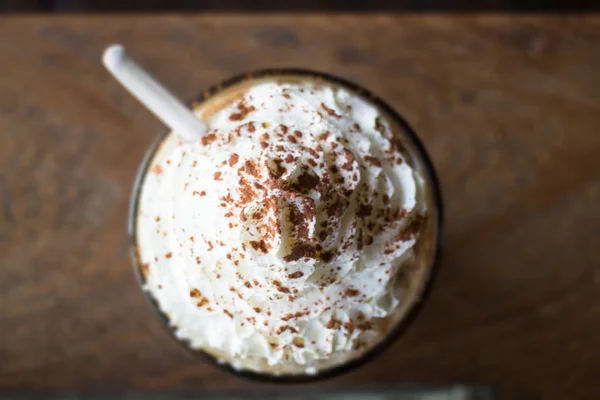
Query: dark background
1,0,599,11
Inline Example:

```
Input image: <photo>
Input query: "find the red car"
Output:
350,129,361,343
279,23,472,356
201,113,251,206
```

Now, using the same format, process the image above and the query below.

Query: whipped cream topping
136,80,428,374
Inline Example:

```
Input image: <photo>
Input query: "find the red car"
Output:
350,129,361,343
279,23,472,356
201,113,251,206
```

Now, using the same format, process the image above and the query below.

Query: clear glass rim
127,68,445,383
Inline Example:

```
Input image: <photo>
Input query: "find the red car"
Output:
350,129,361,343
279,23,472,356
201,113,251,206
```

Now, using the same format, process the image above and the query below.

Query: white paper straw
102,44,206,142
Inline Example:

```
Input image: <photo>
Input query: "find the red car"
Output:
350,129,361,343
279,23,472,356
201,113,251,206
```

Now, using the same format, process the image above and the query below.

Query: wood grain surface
0,15,599,399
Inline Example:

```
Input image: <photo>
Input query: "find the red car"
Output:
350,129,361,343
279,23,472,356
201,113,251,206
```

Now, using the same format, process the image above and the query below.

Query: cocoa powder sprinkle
229,102,256,121
287,271,304,279
356,204,373,218
327,318,341,329
201,134,217,146
321,102,341,118
284,243,316,262
365,155,382,167
249,240,268,253
152,164,163,175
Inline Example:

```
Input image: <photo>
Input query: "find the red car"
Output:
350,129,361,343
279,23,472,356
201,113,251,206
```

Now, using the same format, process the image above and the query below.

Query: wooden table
1,15,599,399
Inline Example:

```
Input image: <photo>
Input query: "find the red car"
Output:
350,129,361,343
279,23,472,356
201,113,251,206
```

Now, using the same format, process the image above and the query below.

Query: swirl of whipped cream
136,80,427,374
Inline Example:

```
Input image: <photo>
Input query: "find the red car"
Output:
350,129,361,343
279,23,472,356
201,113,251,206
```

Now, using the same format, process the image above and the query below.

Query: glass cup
128,69,443,383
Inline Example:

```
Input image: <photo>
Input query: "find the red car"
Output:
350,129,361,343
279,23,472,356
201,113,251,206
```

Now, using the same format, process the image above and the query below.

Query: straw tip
103,44,126,70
